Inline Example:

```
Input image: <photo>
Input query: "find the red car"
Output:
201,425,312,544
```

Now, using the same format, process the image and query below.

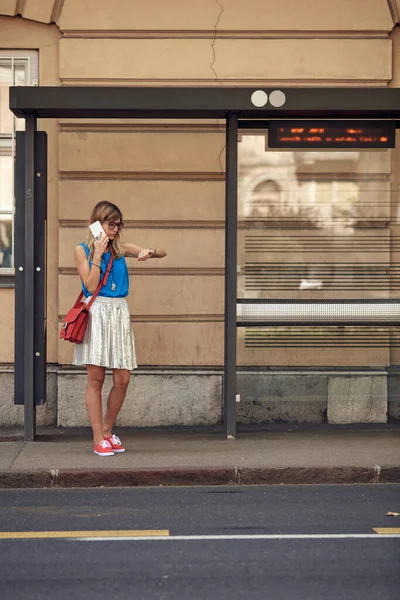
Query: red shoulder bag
60,256,114,344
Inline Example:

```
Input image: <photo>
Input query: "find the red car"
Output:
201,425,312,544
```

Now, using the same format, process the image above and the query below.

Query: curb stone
56,468,237,488
0,465,399,488
237,466,377,485
0,470,53,488
380,466,400,483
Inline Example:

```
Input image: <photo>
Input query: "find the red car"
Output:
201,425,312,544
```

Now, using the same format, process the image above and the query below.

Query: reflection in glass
248,179,282,219
0,60,12,84
0,156,13,212
238,134,392,301
0,216,12,268
14,61,28,86
0,61,13,136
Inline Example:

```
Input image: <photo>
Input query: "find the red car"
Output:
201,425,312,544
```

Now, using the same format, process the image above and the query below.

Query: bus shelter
9,86,400,440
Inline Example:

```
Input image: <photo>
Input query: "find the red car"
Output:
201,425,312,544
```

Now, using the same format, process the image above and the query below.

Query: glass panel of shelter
237,130,396,377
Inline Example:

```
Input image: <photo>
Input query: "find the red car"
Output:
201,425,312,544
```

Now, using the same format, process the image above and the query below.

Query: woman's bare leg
86,365,106,445
103,369,131,437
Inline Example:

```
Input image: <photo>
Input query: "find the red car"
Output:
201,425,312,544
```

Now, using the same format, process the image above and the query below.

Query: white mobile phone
89,221,106,239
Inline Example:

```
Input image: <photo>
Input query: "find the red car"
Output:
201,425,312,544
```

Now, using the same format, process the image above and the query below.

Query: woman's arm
122,242,167,260
75,235,109,294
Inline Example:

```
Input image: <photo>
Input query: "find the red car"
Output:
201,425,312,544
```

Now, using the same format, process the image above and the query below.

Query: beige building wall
0,0,399,424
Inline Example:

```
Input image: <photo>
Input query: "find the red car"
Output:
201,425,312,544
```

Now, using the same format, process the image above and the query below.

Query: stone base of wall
57,369,222,427
0,366,398,427
237,373,328,424
0,366,58,427
327,375,387,424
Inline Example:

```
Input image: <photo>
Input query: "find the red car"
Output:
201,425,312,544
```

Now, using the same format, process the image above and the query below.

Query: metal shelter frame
9,86,400,441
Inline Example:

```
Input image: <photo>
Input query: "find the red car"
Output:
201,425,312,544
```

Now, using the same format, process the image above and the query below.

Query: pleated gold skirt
73,296,137,371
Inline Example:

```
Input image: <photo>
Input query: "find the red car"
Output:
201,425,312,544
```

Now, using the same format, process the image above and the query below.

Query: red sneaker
104,434,125,453
94,439,114,457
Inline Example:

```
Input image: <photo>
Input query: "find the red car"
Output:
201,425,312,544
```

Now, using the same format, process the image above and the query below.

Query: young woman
73,201,167,456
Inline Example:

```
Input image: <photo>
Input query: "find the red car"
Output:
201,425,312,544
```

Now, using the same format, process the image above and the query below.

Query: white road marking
78,533,400,542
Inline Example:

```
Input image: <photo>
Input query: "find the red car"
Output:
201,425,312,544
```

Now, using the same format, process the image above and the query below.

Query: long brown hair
87,201,124,261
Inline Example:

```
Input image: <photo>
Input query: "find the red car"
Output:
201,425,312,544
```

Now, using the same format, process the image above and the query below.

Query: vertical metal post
33,132,48,408
24,115,36,441
224,113,238,439
14,132,25,407
15,131,47,412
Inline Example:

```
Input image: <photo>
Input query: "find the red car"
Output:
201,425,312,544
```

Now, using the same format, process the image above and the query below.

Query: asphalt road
0,485,399,599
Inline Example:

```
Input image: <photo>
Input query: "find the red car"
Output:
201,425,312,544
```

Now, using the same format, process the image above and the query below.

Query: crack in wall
217,138,226,174
211,2,226,172
210,0,224,84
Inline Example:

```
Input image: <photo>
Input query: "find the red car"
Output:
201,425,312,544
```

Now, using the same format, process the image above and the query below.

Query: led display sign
268,121,395,149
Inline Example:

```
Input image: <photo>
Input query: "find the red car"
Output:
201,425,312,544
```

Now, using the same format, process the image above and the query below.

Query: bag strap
74,255,114,310
87,255,114,309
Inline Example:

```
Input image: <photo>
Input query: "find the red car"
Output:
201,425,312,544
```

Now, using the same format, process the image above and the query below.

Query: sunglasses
106,221,124,231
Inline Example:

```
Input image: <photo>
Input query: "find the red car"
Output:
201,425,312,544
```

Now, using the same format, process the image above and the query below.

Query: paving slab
0,442,24,470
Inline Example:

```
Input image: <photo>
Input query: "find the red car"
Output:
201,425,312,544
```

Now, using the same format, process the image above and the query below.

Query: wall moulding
60,79,391,88
131,315,224,323
59,123,225,134
59,171,225,181
56,220,391,231
59,267,225,277
58,219,225,229
58,313,224,323
59,118,224,126
60,30,390,40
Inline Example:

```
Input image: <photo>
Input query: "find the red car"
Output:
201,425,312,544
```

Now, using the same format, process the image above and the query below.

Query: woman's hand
137,248,156,261
93,232,109,258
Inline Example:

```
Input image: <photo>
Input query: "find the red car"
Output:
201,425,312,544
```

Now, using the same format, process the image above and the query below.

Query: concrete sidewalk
0,424,399,488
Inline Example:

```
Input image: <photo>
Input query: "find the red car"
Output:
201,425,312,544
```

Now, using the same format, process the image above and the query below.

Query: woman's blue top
80,242,129,298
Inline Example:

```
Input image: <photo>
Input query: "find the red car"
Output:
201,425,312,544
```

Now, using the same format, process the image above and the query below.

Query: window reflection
0,217,12,268
238,134,392,300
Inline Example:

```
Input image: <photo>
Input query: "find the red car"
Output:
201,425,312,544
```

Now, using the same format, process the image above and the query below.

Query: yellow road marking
373,528,400,535
0,530,169,540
